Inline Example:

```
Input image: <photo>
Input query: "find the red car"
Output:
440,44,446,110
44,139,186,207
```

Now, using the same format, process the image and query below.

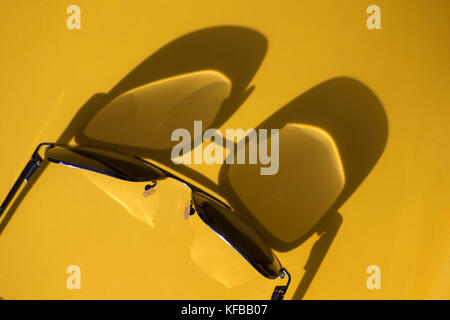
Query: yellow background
0,0,449,299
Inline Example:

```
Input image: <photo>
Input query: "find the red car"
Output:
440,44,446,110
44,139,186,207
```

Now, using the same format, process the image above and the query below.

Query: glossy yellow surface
0,0,449,299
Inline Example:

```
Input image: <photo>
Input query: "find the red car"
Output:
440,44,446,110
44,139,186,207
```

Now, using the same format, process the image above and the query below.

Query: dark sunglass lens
192,191,282,279
46,145,165,182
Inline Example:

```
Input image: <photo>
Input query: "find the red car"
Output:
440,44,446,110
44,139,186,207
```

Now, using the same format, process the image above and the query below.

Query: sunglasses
0,143,290,300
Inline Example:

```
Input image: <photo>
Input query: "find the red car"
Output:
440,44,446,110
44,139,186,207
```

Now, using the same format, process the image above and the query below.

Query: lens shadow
0,25,267,235
216,77,388,299
75,25,268,184
218,77,389,251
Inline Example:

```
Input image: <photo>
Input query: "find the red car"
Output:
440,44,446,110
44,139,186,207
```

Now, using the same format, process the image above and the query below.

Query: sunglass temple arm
0,143,53,218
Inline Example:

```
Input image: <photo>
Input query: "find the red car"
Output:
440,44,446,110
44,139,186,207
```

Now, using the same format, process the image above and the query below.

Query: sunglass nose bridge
143,181,159,197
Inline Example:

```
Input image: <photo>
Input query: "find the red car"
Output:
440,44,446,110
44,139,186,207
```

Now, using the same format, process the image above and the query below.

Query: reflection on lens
46,145,166,182
192,191,282,279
